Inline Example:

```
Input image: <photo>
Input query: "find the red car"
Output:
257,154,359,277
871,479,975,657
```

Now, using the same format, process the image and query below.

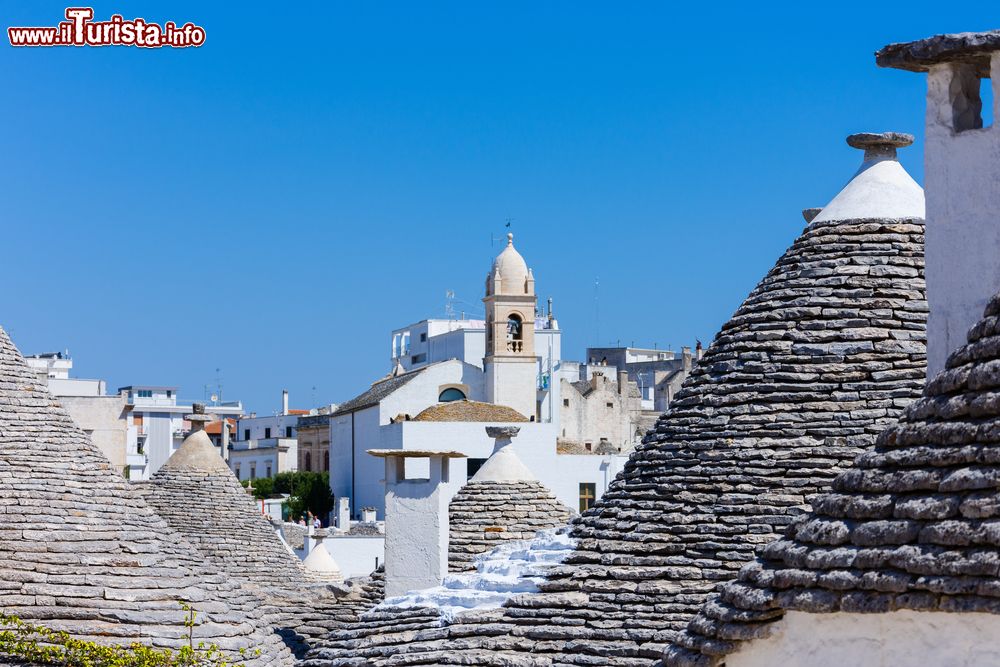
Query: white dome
489,233,530,295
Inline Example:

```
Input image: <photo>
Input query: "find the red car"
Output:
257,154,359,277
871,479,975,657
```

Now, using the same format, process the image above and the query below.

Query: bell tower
483,233,538,420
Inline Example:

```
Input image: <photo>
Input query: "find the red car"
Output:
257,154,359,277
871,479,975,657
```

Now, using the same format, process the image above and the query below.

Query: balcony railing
507,340,523,353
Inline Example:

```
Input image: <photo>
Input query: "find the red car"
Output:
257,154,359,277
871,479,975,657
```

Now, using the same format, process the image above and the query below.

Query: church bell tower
483,233,538,420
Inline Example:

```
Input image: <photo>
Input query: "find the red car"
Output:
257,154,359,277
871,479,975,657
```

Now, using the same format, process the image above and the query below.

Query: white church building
329,233,637,519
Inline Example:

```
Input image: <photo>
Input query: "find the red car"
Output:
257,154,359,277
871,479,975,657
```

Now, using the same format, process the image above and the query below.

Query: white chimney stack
369,448,465,598
281,389,289,416
337,497,351,530
875,38,995,376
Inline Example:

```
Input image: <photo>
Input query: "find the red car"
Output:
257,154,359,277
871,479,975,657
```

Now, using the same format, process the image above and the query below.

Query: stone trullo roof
138,429,312,587
413,400,528,423
138,428,362,659
449,426,573,571
0,326,293,665
665,290,1000,666
301,132,928,666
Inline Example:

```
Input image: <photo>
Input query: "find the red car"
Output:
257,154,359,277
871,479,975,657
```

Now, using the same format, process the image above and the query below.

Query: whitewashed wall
381,420,625,514
325,534,385,579
730,610,1000,667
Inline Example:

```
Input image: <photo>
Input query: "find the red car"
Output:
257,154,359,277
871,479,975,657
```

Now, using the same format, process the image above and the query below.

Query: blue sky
2,2,997,413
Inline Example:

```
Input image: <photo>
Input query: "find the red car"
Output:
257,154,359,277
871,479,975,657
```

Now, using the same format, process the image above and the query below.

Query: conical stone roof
666,289,1000,666
0,326,292,665
138,429,378,659
449,427,572,571
302,133,928,666
137,429,310,589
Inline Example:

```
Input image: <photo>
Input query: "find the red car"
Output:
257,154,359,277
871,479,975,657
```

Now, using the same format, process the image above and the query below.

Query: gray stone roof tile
0,326,293,666
665,290,1000,666
448,480,572,571
300,149,928,666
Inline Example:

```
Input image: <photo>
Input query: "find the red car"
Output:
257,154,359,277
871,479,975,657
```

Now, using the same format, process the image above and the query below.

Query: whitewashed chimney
369,449,465,597
878,41,999,375
336,497,351,530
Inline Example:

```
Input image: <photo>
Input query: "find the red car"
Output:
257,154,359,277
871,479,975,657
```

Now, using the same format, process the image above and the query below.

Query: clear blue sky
2,2,997,414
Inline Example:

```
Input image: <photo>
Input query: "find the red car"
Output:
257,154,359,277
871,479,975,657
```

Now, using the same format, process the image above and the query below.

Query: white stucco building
329,234,633,519
120,385,242,480
228,391,306,481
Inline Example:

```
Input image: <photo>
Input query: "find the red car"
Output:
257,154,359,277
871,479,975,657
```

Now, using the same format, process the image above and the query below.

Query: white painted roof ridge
376,526,576,621
303,536,345,583
812,132,925,224
470,442,537,482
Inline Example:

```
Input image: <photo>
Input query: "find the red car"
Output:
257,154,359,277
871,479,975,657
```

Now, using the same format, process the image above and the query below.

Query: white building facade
120,385,242,480
329,233,632,519
228,390,304,481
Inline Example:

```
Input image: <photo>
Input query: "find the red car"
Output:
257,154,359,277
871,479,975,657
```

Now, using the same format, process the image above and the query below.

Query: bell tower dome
483,233,538,420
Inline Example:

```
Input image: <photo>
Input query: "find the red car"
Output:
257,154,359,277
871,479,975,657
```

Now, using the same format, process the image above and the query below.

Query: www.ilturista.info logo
8,8,205,48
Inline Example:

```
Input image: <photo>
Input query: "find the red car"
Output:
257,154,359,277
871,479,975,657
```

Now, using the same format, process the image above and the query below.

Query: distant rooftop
118,385,179,392
877,30,1000,74
25,351,69,360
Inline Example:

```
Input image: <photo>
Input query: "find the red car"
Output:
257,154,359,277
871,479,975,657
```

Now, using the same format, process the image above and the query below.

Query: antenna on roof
594,276,601,345
490,218,514,249
445,290,456,320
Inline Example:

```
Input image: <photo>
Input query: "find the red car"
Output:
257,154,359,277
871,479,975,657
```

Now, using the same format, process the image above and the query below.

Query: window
579,483,596,513
305,452,312,471
467,458,487,478
949,65,992,132
285,426,293,438
244,429,250,441
166,390,172,398
250,464,256,480
411,353,427,364
563,398,569,407
585,443,592,452
420,333,427,342
266,464,272,478
264,427,271,439
137,390,152,398
323,451,330,471
235,465,241,478
137,442,144,455
439,387,466,402
606,402,614,409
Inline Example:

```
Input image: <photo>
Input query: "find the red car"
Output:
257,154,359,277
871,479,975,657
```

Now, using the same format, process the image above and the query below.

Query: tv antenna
214,367,223,404
594,276,601,345
445,290,456,319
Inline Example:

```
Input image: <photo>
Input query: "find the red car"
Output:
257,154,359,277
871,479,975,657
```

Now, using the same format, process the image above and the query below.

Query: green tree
242,471,332,523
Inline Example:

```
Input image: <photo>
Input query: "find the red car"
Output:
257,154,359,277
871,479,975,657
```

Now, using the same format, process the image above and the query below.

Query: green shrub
0,603,260,666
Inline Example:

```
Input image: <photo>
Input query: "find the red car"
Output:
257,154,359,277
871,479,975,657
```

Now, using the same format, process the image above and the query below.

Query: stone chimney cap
486,426,521,439
877,30,1000,75
846,132,914,163
847,132,914,151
